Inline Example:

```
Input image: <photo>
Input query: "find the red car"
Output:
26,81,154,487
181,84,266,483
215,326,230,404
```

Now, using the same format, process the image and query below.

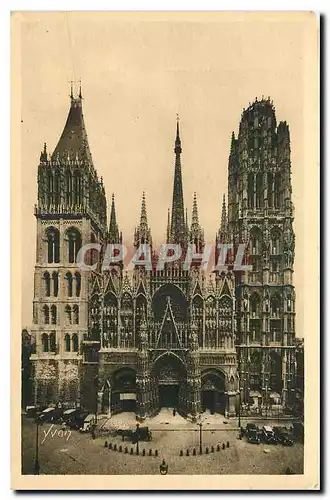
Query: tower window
66,228,82,264
65,333,71,352
248,173,254,209
75,272,81,297
42,333,49,352
43,272,51,297
73,305,79,325
52,272,59,297
65,272,73,297
46,227,60,264
65,305,72,325
43,305,49,324
72,333,79,352
49,332,56,352
51,305,57,325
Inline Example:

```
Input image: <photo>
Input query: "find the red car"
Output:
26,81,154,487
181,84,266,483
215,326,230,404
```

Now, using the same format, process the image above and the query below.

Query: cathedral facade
28,90,297,421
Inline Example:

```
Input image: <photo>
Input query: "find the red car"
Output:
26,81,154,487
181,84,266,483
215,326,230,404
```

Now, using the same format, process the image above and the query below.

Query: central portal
159,384,179,408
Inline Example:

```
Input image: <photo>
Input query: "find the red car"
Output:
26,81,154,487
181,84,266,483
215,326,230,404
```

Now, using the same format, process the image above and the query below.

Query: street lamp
34,418,40,475
198,422,203,454
238,387,242,429
136,423,140,455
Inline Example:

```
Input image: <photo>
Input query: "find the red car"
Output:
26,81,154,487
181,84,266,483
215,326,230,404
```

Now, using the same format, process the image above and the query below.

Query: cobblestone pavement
22,412,304,476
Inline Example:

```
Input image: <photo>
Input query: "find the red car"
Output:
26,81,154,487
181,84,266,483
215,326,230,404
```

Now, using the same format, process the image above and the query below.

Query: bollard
217,444,220,452
193,448,196,456
186,449,190,456
142,449,146,456
149,449,152,456
119,445,122,452
155,450,158,457
104,441,108,448
222,443,225,450
180,450,183,456
124,446,128,454
130,448,134,455
211,445,214,453
205,447,209,454
227,441,230,448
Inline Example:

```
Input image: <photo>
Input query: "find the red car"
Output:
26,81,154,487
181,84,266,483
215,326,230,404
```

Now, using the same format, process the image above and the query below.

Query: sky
19,12,311,334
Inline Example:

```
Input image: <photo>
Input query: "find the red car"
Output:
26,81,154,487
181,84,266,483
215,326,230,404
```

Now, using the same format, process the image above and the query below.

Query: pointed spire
79,80,82,99
185,208,189,235
189,192,204,251
191,192,199,228
140,191,148,228
134,192,152,247
170,116,186,245
70,81,74,100
108,193,120,243
217,194,228,244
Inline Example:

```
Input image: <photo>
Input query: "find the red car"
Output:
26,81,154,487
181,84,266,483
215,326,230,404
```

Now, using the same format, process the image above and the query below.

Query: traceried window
75,272,81,297
42,333,49,352
52,272,59,297
73,305,79,325
44,272,51,297
65,272,73,297
51,305,57,325
72,333,79,352
43,305,49,324
49,332,56,352
65,333,71,352
66,228,82,264
65,305,72,325
46,227,60,264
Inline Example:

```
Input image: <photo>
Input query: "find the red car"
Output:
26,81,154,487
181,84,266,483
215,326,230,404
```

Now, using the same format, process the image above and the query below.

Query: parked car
25,406,39,418
61,408,82,424
273,427,294,446
261,425,277,444
67,412,89,430
245,423,260,444
37,407,57,423
79,414,96,433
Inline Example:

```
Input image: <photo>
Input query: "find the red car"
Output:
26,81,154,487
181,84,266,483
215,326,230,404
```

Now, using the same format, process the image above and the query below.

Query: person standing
159,459,168,475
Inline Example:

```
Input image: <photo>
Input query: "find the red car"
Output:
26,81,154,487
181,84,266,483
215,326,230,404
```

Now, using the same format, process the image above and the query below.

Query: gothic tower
31,87,107,409
228,97,296,412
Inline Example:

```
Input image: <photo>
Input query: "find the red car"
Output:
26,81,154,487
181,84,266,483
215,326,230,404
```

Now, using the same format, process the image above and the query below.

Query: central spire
170,116,186,245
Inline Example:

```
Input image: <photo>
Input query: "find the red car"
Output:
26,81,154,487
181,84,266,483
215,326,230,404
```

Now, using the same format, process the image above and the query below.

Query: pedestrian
173,408,176,417
159,459,168,475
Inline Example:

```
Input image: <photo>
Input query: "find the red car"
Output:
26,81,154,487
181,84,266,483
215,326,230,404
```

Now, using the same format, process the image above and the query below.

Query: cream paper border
11,11,319,490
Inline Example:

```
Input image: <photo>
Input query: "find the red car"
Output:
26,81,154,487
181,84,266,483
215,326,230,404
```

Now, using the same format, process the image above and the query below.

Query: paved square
22,411,304,475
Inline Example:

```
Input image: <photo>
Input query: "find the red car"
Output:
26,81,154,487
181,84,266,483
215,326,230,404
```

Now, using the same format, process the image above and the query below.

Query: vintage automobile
245,423,260,444
261,425,277,444
273,427,294,446
79,414,96,433
37,407,62,423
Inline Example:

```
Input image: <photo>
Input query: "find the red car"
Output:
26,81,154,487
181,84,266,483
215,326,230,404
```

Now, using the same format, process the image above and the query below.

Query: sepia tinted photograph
11,11,319,490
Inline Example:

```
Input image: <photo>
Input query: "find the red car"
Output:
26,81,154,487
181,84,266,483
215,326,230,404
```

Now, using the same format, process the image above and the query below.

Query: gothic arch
65,227,82,264
152,283,187,322
45,226,60,264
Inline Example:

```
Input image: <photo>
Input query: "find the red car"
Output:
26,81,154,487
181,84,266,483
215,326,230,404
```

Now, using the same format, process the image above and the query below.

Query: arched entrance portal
111,368,137,414
152,354,186,412
201,370,226,415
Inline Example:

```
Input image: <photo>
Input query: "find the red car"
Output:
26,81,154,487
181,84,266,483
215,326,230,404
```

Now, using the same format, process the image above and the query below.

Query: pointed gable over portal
156,297,182,349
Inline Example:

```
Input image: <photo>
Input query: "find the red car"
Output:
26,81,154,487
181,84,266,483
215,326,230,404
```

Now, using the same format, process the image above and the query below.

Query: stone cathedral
28,91,297,421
